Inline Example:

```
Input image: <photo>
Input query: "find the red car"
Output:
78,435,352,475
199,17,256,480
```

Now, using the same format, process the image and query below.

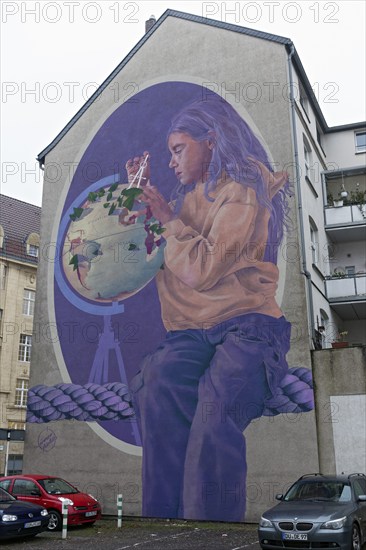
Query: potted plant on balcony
331,331,349,348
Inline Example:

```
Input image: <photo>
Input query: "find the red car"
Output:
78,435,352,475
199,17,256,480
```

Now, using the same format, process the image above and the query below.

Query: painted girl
128,96,290,521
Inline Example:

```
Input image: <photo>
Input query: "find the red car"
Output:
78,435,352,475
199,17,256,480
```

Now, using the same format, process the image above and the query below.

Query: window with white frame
18,334,32,362
303,137,312,181
23,289,35,316
299,81,309,115
7,455,23,475
26,233,40,258
316,126,322,148
28,244,39,257
355,131,366,153
319,309,329,349
309,218,319,266
0,264,7,290
14,379,29,407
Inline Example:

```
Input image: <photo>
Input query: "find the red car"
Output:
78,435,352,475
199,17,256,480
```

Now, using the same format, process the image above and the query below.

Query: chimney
145,15,156,33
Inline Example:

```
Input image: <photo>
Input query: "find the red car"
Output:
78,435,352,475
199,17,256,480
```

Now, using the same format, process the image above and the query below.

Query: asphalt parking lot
1,518,260,550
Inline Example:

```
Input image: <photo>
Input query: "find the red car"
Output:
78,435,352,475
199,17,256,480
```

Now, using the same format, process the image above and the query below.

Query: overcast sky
1,0,365,206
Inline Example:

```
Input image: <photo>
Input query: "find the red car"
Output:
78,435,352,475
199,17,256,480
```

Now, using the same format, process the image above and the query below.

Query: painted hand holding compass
62,153,166,302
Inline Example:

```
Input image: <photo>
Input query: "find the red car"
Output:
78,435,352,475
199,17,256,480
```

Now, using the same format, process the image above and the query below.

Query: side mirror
275,494,284,501
358,495,366,502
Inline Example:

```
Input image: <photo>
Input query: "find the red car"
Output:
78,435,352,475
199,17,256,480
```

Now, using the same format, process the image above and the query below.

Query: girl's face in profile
168,132,213,185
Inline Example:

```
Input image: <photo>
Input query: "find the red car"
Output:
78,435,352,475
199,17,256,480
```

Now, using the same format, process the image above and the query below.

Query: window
18,334,32,362
345,266,355,276
0,264,7,290
316,126,322,148
355,131,366,153
354,477,366,494
299,81,308,115
0,225,4,248
26,232,40,258
0,479,11,491
8,422,26,430
15,379,29,407
303,137,312,181
13,479,40,496
7,455,23,476
317,309,329,349
309,218,319,265
28,244,39,257
23,289,35,316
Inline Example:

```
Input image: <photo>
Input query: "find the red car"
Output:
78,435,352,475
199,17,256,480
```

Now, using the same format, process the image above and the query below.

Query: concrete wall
312,346,366,474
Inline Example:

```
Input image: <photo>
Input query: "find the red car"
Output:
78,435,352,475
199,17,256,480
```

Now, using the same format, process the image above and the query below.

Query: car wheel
351,524,361,550
47,510,62,531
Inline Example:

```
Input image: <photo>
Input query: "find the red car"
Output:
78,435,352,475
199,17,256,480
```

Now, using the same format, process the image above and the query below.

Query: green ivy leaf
121,188,144,210
107,191,113,201
148,223,159,233
109,183,118,192
98,188,105,197
69,255,79,271
87,192,98,202
122,188,143,197
69,207,84,221
109,203,116,215
103,202,110,208
149,224,166,235
128,243,138,251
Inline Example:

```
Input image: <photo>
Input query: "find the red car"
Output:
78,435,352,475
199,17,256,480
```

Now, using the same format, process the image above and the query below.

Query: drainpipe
287,45,315,347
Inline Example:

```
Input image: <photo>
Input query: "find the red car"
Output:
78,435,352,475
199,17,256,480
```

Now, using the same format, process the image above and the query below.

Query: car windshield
0,487,16,502
284,480,352,502
38,478,79,495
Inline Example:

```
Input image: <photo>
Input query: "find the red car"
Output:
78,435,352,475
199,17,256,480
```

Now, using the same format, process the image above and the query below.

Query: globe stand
88,315,125,385
88,315,141,446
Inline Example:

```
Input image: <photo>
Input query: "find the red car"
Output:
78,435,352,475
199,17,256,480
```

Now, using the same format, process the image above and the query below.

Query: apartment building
320,126,366,345
0,195,41,475
22,10,365,521
291,74,366,347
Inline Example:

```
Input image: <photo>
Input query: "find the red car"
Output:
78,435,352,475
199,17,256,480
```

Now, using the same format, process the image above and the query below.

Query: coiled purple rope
26,382,134,423
263,366,314,415
27,367,313,423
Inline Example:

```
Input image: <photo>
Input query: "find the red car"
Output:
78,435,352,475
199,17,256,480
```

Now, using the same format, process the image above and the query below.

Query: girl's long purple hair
167,96,290,260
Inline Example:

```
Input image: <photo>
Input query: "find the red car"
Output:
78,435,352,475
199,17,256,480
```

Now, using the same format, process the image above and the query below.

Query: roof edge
325,121,366,133
36,9,363,163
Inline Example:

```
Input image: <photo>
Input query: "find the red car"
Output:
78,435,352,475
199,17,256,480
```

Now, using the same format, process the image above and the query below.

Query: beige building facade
0,195,40,475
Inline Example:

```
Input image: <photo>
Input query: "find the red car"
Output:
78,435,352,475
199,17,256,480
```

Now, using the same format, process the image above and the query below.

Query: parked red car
0,475,101,531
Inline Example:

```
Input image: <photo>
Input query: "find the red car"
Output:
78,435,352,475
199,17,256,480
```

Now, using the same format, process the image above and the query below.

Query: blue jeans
130,313,291,521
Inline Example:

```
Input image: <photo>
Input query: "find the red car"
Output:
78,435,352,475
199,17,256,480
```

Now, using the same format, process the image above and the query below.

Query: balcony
325,204,366,242
325,274,366,320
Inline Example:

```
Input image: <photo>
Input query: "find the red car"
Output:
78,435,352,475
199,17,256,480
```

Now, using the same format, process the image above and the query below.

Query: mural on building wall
27,82,314,521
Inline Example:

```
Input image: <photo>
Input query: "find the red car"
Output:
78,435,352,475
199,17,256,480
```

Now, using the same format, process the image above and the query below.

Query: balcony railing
325,203,366,225
325,274,366,300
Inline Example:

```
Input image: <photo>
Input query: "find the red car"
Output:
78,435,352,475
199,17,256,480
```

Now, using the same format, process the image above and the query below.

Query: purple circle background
54,82,210,445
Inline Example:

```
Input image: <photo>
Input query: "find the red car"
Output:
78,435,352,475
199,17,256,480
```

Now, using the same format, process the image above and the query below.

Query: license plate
283,533,308,541
85,511,97,517
25,521,42,528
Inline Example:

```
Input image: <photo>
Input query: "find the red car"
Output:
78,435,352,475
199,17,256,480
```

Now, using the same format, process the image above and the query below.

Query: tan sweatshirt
156,173,285,331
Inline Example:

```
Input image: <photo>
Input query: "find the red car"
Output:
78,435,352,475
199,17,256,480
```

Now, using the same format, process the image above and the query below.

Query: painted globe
61,181,166,302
